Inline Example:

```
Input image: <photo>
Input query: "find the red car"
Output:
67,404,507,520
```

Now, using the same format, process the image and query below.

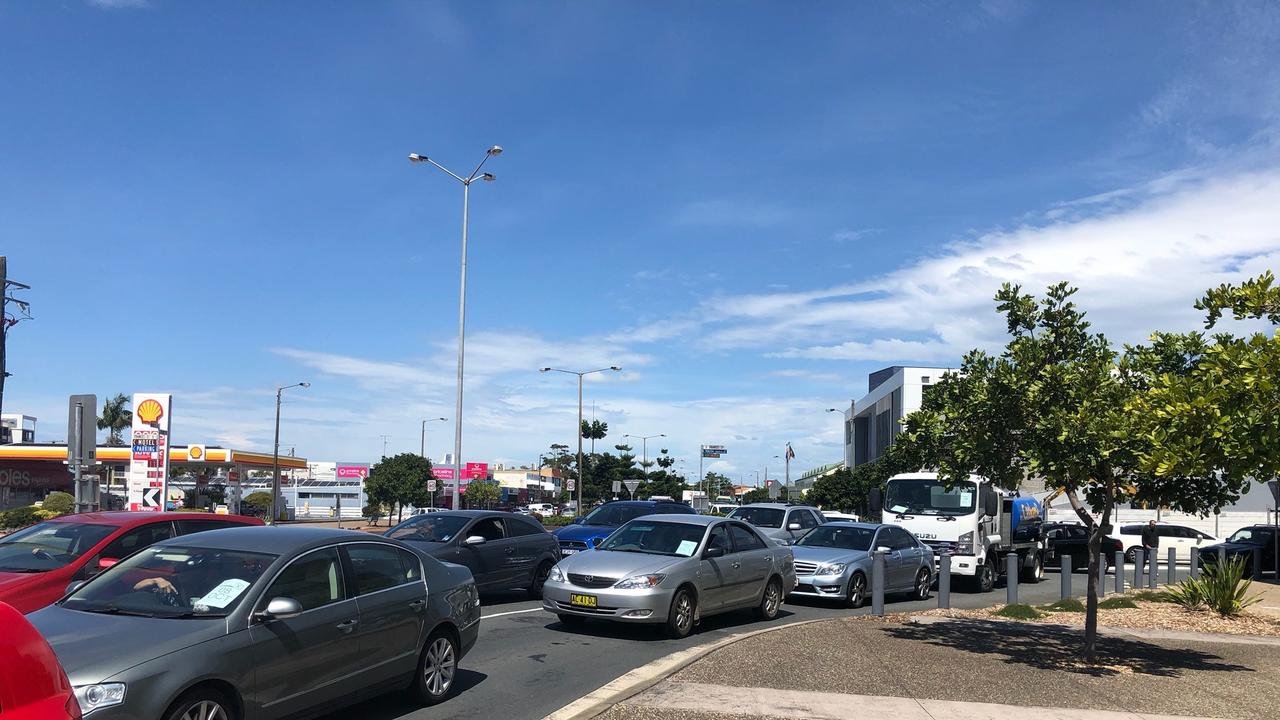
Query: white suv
1117,523,1216,563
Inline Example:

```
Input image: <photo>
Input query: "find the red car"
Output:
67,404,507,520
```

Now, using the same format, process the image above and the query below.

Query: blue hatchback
552,500,697,557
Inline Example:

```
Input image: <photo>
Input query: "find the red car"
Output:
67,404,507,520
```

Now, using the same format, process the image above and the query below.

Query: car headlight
815,562,847,575
613,573,666,589
958,531,975,550
75,683,126,715
549,565,566,583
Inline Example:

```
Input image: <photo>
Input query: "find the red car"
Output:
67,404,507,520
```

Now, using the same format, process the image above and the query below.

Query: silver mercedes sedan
541,514,795,638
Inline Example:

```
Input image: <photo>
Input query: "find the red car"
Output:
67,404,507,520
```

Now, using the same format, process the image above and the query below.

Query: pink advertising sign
336,463,369,480
463,462,489,480
431,467,455,480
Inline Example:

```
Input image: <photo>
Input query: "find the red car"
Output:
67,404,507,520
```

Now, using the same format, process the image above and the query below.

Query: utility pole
1,257,32,443
380,434,391,458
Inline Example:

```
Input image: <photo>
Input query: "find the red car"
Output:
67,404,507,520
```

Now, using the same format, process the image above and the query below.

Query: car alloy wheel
179,700,230,720
667,588,695,638
915,568,931,600
846,573,866,608
417,634,458,704
758,578,782,620
1124,547,1138,564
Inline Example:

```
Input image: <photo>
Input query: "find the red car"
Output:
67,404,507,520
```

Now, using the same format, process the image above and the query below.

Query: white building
1,413,37,444
842,366,954,468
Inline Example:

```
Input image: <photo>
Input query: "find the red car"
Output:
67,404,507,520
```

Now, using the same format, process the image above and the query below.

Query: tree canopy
97,393,132,446
366,453,433,524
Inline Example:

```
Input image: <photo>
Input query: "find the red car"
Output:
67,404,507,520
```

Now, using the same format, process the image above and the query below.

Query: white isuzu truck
876,472,1046,592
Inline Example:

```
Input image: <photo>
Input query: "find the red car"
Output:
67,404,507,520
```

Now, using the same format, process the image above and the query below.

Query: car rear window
729,507,785,529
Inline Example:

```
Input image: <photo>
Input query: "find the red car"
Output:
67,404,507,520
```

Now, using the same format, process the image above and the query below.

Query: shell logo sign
136,398,165,426
188,444,205,461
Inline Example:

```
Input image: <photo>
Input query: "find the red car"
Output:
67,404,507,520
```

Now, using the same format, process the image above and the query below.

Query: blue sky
3,1,1280,483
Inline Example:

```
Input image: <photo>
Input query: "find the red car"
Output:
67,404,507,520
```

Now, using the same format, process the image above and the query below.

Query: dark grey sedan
386,510,560,597
29,526,481,720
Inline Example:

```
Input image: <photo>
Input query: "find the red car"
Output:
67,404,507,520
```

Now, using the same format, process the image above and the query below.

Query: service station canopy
0,443,309,471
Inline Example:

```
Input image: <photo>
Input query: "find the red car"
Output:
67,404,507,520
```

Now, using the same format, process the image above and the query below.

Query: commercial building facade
842,366,954,468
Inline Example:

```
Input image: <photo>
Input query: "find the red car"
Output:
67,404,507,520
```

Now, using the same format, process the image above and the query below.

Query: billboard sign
128,393,172,512
463,462,488,480
701,445,726,459
336,463,369,481
432,467,455,480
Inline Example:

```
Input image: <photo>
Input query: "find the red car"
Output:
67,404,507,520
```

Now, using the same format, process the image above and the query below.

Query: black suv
1199,525,1279,578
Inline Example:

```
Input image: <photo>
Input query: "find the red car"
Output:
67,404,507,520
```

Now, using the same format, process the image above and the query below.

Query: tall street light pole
410,145,502,512
271,381,310,526
420,417,448,458
622,433,665,471
541,366,621,516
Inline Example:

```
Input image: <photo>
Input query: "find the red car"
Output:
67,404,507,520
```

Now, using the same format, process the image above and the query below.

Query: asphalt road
319,564,1185,720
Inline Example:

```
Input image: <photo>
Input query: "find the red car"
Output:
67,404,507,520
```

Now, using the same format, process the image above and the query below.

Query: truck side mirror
983,488,999,517
868,488,882,515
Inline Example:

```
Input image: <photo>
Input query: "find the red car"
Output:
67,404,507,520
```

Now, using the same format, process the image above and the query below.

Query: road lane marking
483,607,543,619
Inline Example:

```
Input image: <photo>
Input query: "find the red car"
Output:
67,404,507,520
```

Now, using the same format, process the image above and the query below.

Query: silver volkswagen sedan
541,514,795,638
29,526,481,720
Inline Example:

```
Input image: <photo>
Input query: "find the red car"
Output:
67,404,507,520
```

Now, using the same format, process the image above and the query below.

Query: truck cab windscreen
885,479,976,517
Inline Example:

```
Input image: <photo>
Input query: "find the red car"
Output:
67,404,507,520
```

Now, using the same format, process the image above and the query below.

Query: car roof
152,526,384,553
633,513,720,526
408,509,501,518
48,511,256,528
822,520,887,531
603,500,684,506
735,503,813,510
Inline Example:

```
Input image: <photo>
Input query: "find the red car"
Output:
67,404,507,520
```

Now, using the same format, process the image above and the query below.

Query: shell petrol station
0,442,307,513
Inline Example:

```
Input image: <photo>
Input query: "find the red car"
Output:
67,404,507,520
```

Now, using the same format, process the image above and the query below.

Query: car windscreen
794,525,874,551
599,521,707,557
1228,528,1274,545
728,507,785,529
62,545,277,618
885,479,976,517
580,504,656,527
0,521,117,573
386,514,470,543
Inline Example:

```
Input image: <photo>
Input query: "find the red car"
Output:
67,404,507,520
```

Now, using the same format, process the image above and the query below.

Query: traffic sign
623,479,640,494
567,479,576,492
142,487,162,508
427,478,438,492
612,480,621,493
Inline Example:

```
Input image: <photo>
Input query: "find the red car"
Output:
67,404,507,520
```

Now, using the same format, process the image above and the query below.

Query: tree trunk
1067,482,1113,664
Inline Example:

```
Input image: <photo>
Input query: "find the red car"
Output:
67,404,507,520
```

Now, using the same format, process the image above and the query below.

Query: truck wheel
1020,552,1044,583
977,559,996,593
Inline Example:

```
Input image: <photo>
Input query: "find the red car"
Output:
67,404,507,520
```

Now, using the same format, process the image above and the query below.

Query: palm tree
581,420,608,454
97,393,132,446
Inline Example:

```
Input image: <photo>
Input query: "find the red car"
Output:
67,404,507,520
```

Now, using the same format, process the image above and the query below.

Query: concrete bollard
938,552,951,609
1189,547,1199,580
1114,550,1125,593
1097,554,1107,598
1007,554,1019,606
1060,554,1071,599
872,550,886,616
1133,549,1144,589
1148,549,1158,589
1167,547,1176,585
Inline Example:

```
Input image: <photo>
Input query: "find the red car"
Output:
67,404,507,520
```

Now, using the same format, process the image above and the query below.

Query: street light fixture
622,433,666,470
271,382,309,526
410,144,503,511
420,417,448,458
541,366,622,515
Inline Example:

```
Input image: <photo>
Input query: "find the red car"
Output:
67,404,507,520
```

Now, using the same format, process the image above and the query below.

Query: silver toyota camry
541,514,795,638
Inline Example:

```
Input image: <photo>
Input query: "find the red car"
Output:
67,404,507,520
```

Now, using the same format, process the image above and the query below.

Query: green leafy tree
894,279,1277,663
96,393,132,446
741,486,789,504
366,453,433,525
702,472,734,498
242,491,274,517
806,462,891,515
581,420,608,454
464,479,501,509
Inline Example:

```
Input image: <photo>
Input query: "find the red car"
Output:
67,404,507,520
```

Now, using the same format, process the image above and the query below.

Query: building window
921,376,931,384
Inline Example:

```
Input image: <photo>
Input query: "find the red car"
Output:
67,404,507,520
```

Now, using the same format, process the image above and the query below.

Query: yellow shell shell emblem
189,446,203,460
136,398,165,425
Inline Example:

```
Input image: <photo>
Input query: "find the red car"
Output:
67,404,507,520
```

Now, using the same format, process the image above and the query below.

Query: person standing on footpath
1141,519,1160,556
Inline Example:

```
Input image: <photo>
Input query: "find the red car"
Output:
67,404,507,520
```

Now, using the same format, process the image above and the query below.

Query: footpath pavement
593,615,1280,720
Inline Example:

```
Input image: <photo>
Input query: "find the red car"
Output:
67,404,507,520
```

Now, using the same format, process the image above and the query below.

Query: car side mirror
256,597,304,622
704,546,726,559
788,523,802,531
876,546,892,554
590,537,605,548
464,535,487,546
64,580,85,596
97,557,119,571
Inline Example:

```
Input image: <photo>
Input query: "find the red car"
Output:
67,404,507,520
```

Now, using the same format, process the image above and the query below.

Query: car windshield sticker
676,540,698,557
194,578,250,609
959,492,973,505
889,505,907,513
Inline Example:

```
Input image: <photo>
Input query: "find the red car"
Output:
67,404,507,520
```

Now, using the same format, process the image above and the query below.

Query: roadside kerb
540,618,830,720
907,614,1280,647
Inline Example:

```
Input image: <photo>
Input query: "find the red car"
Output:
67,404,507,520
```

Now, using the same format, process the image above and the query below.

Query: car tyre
1124,546,1139,564
412,630,459,706
665,587,696,639
1020,552,1044,583
845,572,867,609
913,568,931,601
164,687,238,720
756,577,783,620
528,560,554,599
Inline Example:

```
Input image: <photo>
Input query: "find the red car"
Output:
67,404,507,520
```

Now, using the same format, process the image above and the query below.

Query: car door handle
409,599,426,612
731,562,741,569
335,619,358,634
505,546,515,554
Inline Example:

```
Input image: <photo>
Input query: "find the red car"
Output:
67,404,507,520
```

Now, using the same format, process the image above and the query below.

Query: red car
0,600,80,719
0,511,263,614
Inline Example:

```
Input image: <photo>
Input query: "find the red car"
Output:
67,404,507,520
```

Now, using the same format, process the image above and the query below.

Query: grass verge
994,603,1046,620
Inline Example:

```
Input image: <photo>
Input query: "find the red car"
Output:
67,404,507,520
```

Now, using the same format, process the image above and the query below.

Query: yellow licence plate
569,593,597,608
